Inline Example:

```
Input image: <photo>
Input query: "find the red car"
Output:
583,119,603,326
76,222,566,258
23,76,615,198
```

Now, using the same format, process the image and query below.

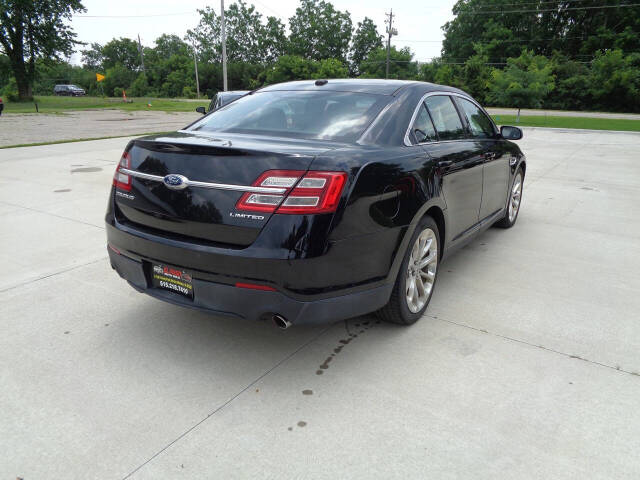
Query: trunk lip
146,130,349,153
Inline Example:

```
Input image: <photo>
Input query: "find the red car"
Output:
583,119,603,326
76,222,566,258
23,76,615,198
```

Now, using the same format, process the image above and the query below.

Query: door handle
484,151,497,161
436,160,453,168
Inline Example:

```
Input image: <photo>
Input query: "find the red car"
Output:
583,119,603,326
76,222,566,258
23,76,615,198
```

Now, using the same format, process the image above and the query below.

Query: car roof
260,79,417,95
218,90,250,96
259,79,469,97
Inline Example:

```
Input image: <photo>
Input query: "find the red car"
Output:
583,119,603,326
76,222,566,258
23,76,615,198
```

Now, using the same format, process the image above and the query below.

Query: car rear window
189,91,389,142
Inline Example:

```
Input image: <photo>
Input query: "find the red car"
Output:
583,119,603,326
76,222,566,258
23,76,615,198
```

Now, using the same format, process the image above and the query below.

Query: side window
424,96,466,141
410,103,437,144
457,98,495,139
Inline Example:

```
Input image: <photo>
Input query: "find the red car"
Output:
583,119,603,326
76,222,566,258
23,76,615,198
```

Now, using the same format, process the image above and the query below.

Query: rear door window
425,95,466,141
410,103,438,144
457,97,496,139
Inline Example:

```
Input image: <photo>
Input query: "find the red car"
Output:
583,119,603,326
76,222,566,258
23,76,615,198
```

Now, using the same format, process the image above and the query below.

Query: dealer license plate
151,263,193,299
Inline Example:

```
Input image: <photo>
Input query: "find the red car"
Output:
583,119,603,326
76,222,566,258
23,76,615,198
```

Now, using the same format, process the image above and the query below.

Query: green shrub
130,73,149,97
182,85,196,98
2,78,20,102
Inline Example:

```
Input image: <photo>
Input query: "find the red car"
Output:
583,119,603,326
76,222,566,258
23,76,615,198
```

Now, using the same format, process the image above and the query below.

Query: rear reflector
236,170,347,214
235,282,277,291
112,152,132,191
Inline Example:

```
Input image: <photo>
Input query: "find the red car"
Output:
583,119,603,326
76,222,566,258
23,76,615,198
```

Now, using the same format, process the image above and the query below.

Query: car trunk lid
113,132,335,246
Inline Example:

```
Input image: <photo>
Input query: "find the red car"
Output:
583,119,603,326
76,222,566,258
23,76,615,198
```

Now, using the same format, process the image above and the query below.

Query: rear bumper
108,247,393,325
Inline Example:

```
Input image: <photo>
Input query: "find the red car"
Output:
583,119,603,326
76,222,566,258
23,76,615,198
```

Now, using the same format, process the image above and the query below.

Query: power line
468,0,610,8
459,2,640,14
397,35,588,43
250,0,285,18
74,11,196,18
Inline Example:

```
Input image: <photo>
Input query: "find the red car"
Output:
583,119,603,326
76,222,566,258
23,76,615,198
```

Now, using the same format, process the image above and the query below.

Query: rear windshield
189,91,389,142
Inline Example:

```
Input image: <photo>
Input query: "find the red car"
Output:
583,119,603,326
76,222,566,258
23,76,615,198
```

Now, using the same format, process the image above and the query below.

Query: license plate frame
150,263,194,299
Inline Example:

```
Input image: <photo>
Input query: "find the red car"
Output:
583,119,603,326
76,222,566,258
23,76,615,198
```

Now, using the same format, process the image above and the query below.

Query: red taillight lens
236,170,347,214
113,152,131,191
278,171,347,214
236,170,304,213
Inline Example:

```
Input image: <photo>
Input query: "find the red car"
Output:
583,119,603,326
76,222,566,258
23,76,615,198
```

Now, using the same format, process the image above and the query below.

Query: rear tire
377,216,440,325
495,168,523,229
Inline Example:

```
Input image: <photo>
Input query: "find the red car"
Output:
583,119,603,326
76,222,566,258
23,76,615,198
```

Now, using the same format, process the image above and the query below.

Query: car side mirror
500,125,523,140
196,106,206,115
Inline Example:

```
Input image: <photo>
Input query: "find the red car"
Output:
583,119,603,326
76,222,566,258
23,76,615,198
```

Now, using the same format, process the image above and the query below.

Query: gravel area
0,109,201,147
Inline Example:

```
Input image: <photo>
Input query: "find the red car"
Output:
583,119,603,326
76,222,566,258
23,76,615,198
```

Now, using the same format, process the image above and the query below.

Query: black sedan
106,79,525,328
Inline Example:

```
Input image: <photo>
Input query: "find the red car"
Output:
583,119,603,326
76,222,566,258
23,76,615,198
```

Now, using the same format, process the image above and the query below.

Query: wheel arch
424,206,446,259
384,197,447,284
519,158,527,177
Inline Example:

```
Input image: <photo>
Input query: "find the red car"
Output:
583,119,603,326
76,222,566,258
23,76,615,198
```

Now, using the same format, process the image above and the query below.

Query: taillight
236,170,347,214
112,152,131,191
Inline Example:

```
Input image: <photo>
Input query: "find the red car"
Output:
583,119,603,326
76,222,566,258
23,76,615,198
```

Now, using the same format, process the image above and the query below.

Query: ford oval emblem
163,174,188,190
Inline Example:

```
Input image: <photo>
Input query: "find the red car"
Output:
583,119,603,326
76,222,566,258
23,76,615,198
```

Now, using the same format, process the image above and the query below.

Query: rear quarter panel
309,143,445,287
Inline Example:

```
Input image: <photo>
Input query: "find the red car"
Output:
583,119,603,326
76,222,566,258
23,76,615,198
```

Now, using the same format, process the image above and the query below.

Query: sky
69,0,457,65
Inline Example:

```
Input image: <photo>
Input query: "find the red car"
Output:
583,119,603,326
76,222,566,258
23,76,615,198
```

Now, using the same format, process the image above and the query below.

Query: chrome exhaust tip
273,314,291,330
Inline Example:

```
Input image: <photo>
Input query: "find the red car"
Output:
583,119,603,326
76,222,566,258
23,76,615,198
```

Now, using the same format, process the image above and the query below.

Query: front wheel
377,216,440,325
495,169,523,228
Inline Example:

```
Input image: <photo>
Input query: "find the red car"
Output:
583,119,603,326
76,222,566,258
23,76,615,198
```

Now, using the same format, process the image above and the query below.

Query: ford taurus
105,79,525,328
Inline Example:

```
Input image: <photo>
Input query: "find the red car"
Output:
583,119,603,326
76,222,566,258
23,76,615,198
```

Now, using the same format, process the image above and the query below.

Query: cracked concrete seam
427,314,640,377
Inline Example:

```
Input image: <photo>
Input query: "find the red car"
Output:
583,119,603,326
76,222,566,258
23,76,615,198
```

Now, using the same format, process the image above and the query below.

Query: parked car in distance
195,90,250,114
53,84,86,96
107,79,525,329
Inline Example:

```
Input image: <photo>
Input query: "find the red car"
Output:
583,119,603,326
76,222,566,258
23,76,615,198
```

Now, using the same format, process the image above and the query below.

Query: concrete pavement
1,129,639,479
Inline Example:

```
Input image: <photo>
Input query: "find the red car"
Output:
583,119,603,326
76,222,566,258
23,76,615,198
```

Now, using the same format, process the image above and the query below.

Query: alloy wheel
508,173,522,223
405,228,438,313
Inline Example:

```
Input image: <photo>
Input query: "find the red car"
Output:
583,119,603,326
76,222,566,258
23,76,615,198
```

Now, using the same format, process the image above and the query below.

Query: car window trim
403,91,498,146
409,102,440,145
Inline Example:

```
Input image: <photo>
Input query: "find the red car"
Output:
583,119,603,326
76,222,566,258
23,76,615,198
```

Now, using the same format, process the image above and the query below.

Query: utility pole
221,0,228,91
137,34,146,73
384,10,397,79
192,43,200,99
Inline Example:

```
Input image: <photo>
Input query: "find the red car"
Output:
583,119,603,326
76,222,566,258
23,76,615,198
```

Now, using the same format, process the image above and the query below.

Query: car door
455,96,510,221
422,95,484,241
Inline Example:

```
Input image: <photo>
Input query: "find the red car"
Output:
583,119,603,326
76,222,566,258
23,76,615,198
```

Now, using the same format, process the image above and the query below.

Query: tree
458,48,493,103
349,17,383,76
288,0,352,63
101,37,141,71
263,55,348,85
544,53,590,111
187,1,286,64
487,50,555,113
0,0,85,100
81,43,104,70
153,34,190,59
441,0,640,63
0,54,11,89
588,49,640,112
102,63,137,97
359,46,417,80
129,73,149,97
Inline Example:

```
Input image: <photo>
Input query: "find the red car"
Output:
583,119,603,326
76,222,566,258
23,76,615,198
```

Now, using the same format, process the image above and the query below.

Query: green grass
491,114,640,132
3,95,207,113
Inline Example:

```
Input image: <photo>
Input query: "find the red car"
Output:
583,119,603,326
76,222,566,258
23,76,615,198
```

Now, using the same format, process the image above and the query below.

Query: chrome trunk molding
119,168,288,194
